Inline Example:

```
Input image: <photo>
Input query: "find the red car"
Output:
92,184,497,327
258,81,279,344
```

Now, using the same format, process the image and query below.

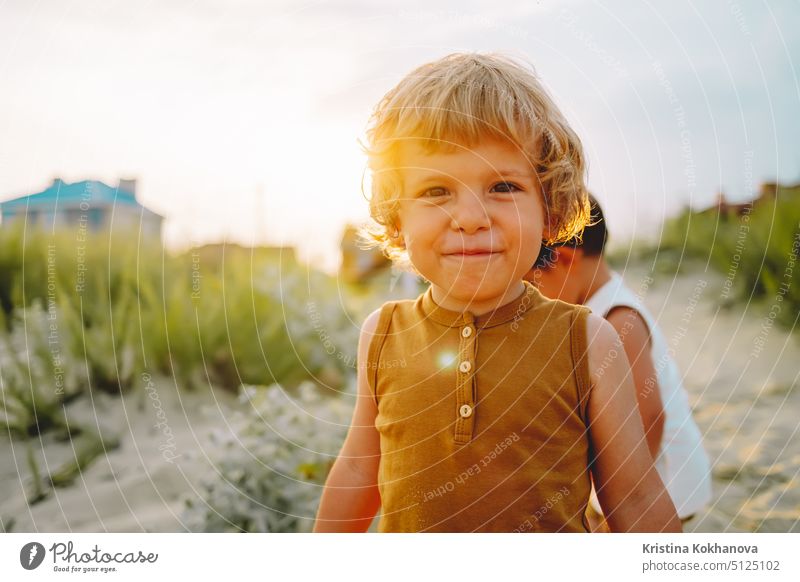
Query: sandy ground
0,378,243,532
1,264,798,532
616,263,799,533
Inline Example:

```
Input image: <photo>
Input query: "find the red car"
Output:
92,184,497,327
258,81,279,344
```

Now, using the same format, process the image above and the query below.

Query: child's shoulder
360,293,423,338
361,307,383,337
526,285,591,325
365,294,422,321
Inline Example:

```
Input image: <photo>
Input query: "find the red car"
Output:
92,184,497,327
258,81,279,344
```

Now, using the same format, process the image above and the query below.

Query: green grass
0,226,357,435
644,187,800,327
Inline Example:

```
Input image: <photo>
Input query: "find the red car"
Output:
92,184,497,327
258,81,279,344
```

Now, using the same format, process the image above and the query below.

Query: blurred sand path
618,264,799,532
0,378,242,532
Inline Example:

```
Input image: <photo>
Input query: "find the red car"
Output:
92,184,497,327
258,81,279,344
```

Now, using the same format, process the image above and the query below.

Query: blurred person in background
526,196,712,529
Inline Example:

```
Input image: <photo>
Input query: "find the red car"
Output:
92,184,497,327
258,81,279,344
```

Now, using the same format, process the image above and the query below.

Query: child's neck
430,281,527,316
578,259,613,305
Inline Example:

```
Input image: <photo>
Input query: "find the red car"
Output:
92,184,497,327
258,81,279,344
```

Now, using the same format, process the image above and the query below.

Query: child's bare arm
313,309,382,532
585,314,681,532
605,306,665,459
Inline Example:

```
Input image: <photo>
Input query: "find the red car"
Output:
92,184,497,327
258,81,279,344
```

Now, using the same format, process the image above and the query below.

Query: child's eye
491,181,523,193
420,187,449,198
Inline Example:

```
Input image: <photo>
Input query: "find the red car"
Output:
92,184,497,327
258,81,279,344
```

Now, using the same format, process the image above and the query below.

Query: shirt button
459,404,473,418
458,361,472,373
461,326,473,338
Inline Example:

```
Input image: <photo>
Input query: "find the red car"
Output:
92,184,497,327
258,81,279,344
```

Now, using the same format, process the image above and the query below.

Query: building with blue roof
0,178,163,240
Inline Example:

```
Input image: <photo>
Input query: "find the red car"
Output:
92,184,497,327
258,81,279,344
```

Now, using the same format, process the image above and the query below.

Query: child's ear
558,246,578,267
389,223,405,248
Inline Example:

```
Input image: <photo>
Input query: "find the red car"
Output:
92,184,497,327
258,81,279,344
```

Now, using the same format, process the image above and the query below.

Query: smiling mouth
443,250,501,258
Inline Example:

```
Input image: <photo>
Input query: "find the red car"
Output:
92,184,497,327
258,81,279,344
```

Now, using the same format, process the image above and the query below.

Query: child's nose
450,191,490,233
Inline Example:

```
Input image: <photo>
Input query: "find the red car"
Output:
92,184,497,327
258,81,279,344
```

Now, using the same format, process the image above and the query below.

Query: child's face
395,136,545,309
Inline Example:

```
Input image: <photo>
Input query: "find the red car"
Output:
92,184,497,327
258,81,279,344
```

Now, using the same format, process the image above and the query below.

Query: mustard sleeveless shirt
366,281,593,532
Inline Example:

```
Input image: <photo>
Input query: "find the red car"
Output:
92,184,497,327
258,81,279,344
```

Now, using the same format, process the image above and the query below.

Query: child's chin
444,278,508,301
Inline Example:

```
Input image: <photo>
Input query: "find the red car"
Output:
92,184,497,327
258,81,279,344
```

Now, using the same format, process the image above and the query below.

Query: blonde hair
361,52,590,265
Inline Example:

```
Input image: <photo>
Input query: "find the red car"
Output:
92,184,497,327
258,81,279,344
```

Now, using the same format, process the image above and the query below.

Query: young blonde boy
314,53,680,532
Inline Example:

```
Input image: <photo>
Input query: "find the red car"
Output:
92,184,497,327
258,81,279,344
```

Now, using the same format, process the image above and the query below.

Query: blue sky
0,0,798,270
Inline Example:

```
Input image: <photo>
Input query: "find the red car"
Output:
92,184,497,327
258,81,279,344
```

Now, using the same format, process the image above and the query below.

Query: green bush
0,227,358,435
0,305,85,437
654,189,800,326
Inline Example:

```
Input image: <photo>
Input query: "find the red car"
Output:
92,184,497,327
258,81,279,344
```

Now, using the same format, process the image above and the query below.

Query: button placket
454,316,477,444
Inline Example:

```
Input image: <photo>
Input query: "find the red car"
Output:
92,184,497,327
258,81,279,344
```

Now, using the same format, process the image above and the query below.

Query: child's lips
443,250,502,259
